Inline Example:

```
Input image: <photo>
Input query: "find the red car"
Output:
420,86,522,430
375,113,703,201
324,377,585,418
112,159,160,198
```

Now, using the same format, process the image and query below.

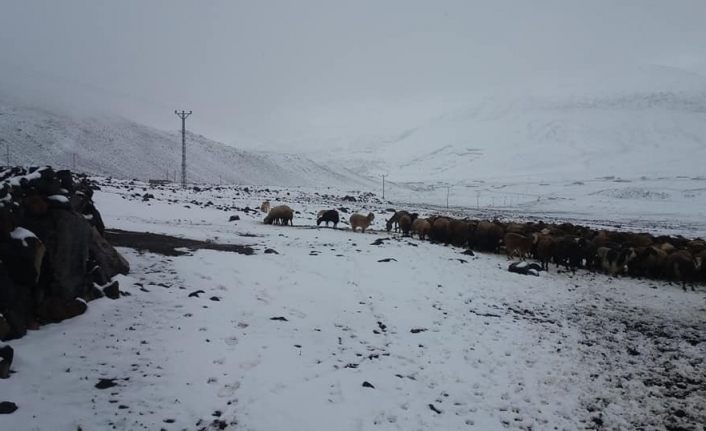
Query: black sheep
317,209,340,228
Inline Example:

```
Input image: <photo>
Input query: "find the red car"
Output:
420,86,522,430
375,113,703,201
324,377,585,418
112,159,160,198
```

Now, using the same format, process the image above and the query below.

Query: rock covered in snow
0,166,129,341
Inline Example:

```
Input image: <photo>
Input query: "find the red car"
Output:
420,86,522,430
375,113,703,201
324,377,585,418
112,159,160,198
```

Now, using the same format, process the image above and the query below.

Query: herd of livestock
259,200,706,290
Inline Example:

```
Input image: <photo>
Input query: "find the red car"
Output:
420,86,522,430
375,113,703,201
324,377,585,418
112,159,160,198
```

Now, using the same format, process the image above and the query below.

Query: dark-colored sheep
317,209,340,228
503,232,532,260
399,214,413,236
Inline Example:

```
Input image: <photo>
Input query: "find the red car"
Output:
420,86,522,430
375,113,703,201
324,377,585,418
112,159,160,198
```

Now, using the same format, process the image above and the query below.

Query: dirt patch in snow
105,229,255,256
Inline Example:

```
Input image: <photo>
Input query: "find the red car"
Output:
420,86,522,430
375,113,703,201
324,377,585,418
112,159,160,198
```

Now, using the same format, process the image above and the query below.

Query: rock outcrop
0,166,129,341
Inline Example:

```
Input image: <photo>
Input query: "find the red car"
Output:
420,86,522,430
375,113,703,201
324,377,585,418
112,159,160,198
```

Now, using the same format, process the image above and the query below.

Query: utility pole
382,174,386,200
446,185,450,208
174,110,192,188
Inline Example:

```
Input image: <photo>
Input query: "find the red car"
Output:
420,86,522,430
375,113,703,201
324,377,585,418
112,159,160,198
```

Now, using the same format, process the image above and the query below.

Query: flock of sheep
259,201,706,290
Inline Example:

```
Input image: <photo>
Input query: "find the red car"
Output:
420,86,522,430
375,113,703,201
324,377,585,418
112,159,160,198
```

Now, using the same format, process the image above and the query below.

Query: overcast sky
1,0,705,151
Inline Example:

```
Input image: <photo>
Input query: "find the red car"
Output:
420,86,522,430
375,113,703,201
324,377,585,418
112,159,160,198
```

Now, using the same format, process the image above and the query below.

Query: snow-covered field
1,179,705,430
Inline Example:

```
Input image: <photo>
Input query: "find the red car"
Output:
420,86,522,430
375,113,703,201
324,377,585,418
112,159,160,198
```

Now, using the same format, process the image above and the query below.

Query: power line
174,110,192,188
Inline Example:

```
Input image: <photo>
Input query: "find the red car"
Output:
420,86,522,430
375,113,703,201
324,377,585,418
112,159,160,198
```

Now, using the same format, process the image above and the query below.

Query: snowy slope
0,179,704,431
0,99,377,189
318,66,706,184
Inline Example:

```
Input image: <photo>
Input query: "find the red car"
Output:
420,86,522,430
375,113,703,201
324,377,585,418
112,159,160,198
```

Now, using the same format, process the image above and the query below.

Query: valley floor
1,181,704,431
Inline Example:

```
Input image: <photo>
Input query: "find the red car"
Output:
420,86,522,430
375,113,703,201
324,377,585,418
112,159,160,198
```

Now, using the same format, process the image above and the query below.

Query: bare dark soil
105,229,255,256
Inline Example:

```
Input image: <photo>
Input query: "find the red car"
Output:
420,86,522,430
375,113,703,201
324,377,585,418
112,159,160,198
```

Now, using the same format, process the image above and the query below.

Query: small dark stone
428,404,442,414
362,381,375,389
95,378,118,389
102,280,120,300
270,316,288,321
264,248,279,254
188,290,205,298
209,296,220,302
228,215,240,222
0,401,18,414
377,258,397,263
462,249,475,256
410,328,427,334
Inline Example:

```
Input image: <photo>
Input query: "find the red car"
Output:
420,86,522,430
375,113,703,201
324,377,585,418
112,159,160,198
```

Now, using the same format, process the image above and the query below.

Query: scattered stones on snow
94,378,118,390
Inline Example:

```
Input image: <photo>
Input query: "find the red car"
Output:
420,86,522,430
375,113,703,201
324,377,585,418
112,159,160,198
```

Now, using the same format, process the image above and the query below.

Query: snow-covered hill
318,66,706,185
0,99,377,189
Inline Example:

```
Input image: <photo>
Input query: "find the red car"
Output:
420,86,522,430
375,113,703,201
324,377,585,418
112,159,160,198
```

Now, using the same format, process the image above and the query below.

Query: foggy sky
1,0,705,151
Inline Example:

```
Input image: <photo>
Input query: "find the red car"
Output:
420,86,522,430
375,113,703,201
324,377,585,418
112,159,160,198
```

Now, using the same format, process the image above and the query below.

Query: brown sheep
503,232,532,260
260,200,271,214
263,205,294,225
471,220,504,252
399,214,413,236
532,233,555,271
448,219,470,247
350,212,375,233
430,217,451,244
665,250,697,291
386,210,410,232
411,218,431,240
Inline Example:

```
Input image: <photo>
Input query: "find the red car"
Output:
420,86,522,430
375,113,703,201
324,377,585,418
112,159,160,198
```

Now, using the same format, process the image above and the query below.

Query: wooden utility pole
175,110,192,188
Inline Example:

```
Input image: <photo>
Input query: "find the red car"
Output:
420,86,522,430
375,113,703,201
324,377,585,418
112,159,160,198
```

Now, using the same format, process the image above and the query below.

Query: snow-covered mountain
317,66,706,185
0,99,377,189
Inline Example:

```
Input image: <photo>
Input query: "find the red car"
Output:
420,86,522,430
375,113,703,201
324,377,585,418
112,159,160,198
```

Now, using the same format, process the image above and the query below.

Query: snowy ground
1,179,705,431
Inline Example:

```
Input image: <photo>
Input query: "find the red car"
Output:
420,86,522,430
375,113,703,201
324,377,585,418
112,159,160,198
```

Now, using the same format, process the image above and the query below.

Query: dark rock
0,401,18,414
0,345,13,378
46,209,92,299
342,195,357,202
188,290,205,298
88,226,130,280
270,316,288,321
102,280,120,300
95,378,118,390
264,248,279,254
371,238,390,246
410,328,428,334
508,261,541,276
228,215,240,222
377,258,397,263
461,249,475,256
0,316,10,341
36,297,87,323
428,404,442,414
362,381,375,389
209,296,220,302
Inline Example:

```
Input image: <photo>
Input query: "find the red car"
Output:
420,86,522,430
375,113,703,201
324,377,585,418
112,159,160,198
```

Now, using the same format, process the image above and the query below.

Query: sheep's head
367,213,375,222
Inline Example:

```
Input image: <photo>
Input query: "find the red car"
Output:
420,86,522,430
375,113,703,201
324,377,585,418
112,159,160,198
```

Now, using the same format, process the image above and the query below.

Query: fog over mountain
1,1,706,185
